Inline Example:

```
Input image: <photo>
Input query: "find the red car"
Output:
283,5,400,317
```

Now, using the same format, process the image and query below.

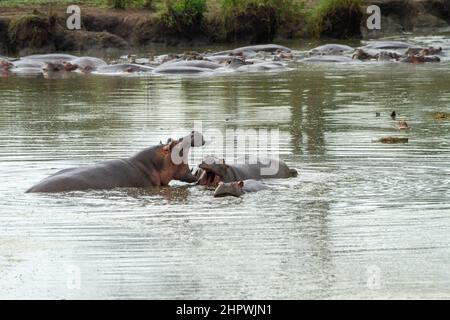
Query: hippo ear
162,139,177,152
238,181,244,188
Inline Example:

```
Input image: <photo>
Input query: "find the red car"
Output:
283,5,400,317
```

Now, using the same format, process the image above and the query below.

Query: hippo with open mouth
196,156,297,188
26,131,205,193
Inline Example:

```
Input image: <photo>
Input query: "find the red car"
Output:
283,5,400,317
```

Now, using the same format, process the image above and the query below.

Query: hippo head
156,131,205,185
43,62,65,72
0,59,13,70
227,57,247,69
213,181,244,198
63,62,79,72
196,156,228,188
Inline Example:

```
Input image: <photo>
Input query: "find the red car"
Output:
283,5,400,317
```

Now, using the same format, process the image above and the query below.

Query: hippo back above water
27,131,205,193
197,156,297,187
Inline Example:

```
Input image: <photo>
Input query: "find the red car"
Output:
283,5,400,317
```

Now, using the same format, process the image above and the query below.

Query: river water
0,38,449,299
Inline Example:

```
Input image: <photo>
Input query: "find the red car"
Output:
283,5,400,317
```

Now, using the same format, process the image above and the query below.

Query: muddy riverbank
1,0,450,55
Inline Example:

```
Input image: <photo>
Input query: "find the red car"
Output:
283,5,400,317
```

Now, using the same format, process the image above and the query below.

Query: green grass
0,0,157,8
306,0,362,37
218,0,305,41
161,0,207,34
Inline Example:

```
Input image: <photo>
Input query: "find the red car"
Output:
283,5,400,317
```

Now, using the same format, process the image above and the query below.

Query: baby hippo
213,180,267,198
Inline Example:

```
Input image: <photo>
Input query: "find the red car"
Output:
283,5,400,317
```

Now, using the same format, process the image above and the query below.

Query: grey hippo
22,53,78,64
300,55,356,63
196,156,297,188
213,180,268,198
360,41,420,50
26,131,205,193
93,64,154,75
308,44,354,56
63,57,108,73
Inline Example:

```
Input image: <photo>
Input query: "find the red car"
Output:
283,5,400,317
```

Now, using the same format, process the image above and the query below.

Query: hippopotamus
0,58,13,70
26,131,205,193
401,54,441,63
352,49,378,60
213,44,291,57
360,41,420,50
160,60,223,70
309,44,354,56
377,51,402,61
12,59,44,69
234,61,288,72
153,65,213,74
10,67,44,75
63,57,107,73
233,44,291,54
226,57,252,69
405,47,442,56
300,55,356,63
196,156,297,188
22,53,78,64
213,180,268,198
395,120,409,130
93,64,154,75
205,55,235,64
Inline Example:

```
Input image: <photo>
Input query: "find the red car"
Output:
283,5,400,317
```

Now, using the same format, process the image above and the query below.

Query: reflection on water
1,39,450,299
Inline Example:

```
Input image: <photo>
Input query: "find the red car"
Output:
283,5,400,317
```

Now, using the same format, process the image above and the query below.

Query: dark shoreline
1,1,450,55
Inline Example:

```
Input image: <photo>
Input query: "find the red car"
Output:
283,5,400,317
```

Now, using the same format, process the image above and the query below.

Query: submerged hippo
234,61,288,72
213,44,291,57
300,55,355,63
27,131,205,193
0,58,13,70
309,44,354,56
360,41,420,50
405,47,442,56
401,54,441,63
234,44,291,54
197,156,297,188
213,180,268,198
159,60,223,70
63,57,108,73
352,49,378,60
395,120,409,130
23,53,78,64
153,65,213,74
93,64,154,75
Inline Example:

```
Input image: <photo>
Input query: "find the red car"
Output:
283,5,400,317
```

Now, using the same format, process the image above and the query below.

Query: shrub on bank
219,0,304,42
306,0,362,38
161,0,207,35
107,0,155,9
8,14,55,51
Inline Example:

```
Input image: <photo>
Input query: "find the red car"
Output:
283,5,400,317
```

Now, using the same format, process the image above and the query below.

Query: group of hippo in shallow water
26,131,298,198
1,41,447,77
0,44,292,77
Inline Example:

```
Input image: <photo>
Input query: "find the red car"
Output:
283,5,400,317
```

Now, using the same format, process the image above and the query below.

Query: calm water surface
0,38,449,299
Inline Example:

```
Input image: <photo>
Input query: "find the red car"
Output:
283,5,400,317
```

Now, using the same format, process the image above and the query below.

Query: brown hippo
404,46,442,56
352,49,377,60
26,131,205,193
401,53,440,63
63,57,107,73
395,120,409,130
0,59,13,70
213,180,268,198
196,156,297,188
